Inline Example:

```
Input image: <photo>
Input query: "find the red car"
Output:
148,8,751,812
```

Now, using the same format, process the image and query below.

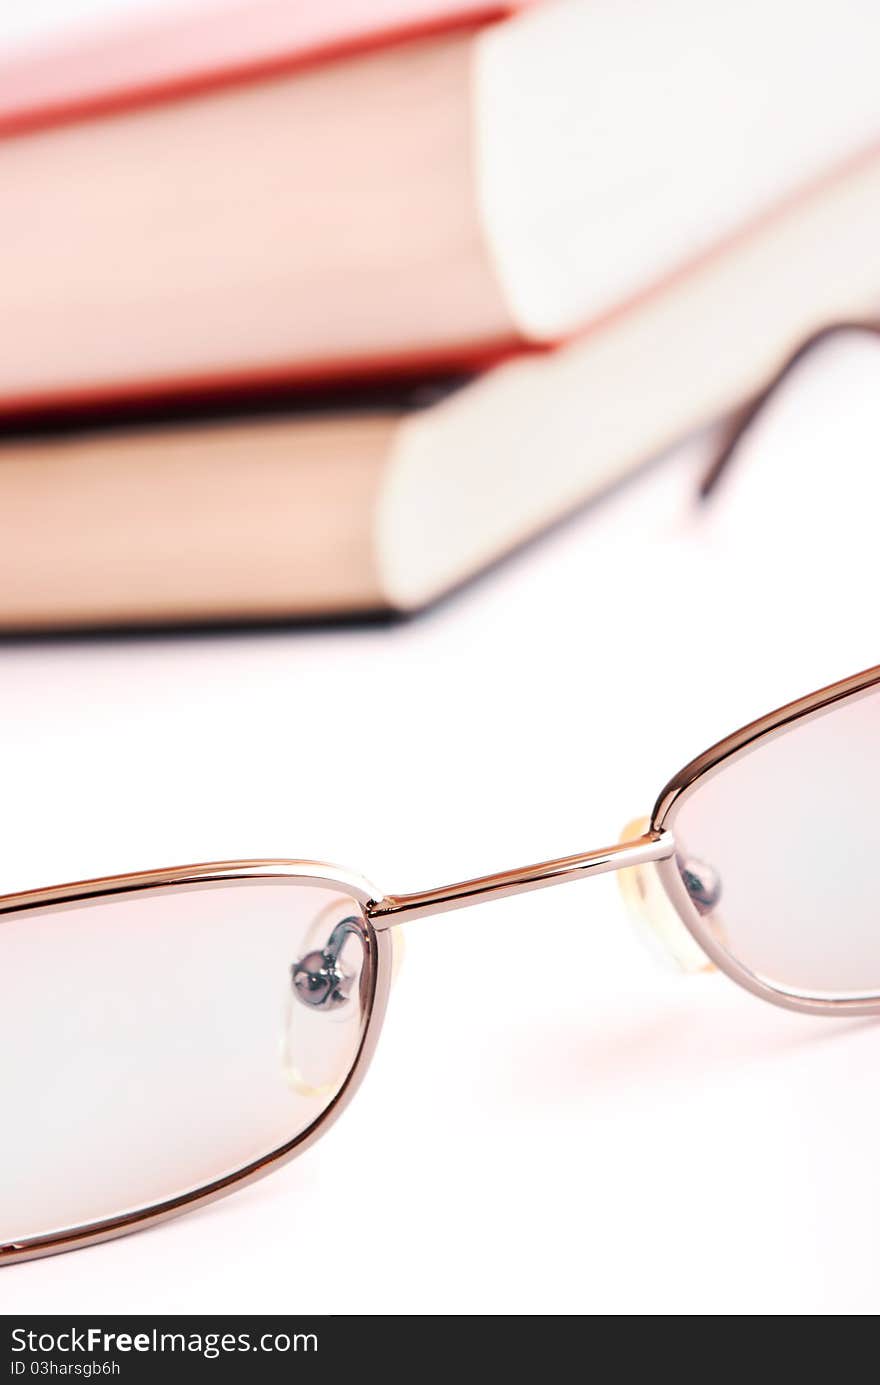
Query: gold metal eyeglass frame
4,320,879,1266
4,659,880,1268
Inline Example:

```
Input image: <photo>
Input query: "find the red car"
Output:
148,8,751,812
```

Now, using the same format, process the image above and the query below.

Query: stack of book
2,0,880,629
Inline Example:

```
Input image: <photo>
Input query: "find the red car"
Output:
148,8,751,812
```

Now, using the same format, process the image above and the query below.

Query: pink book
1,0,877,419
0,0,524,134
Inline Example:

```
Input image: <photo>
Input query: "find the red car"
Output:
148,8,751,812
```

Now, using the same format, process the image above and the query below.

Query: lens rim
650,662,880,1017
0,858,391,1267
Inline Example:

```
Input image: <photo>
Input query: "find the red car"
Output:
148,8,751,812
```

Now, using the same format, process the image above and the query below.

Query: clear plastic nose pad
390,925,406,983
281,902,369,1098
617,818,715,974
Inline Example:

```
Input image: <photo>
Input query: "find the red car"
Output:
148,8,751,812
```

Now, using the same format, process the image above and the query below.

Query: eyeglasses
3,652,880,1266
699,316,880,498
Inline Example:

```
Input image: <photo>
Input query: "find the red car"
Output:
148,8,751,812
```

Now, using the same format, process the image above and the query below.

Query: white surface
2,338,880,1314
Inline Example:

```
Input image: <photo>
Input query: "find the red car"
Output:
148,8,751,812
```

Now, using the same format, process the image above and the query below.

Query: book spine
0,418,396,629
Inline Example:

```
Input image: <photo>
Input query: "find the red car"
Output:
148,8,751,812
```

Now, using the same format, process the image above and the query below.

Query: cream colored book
2,148,880,630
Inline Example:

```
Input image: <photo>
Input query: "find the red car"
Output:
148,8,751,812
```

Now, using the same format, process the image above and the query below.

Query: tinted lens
659,685,880,1000
0,877,374,1250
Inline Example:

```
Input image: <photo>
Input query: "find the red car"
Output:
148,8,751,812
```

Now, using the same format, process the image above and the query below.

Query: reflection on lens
660,685,880,999
0,878,373,1249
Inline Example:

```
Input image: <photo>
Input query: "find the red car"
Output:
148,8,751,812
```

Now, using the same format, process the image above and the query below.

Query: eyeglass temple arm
367,829,674,928
698,318,880,500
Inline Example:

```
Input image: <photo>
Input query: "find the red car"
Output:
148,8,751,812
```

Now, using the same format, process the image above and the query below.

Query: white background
3,1,880,1317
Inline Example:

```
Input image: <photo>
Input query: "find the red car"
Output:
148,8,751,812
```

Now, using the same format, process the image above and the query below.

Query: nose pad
282,903,368,1098
390,923,406,984
617,818,715,974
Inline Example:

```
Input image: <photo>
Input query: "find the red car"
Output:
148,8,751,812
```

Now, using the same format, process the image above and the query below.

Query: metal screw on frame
678,856,722,914
291,917,362,1011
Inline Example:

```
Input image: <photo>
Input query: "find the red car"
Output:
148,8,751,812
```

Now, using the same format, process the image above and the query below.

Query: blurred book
2,0,880,413
3,0,880,630
3,145,880,629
